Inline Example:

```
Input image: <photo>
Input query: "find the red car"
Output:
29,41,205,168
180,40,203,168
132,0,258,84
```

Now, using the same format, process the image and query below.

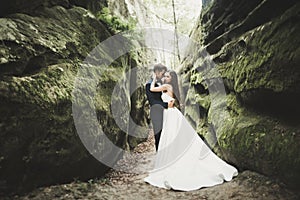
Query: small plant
96,7,136,33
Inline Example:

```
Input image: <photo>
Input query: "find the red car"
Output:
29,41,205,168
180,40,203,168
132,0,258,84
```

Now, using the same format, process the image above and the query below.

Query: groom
145,63,173,151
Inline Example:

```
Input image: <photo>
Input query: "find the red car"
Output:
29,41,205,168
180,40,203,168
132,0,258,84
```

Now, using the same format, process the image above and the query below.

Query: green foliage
96,7,136,33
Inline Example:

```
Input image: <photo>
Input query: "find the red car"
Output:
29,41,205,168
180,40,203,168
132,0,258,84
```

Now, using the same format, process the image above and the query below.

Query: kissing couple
144,63,238,191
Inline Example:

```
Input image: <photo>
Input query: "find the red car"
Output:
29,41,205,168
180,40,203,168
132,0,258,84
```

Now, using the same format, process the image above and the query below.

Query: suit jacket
145,79,168,109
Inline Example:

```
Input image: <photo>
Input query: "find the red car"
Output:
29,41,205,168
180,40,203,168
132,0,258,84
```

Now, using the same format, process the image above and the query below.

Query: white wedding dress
144,92,238,191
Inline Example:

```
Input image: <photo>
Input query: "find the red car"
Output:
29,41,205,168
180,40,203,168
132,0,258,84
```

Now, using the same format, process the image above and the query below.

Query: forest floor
4,130,300,200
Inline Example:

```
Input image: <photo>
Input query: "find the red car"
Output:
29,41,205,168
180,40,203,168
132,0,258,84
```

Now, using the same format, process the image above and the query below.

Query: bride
144,70,238,191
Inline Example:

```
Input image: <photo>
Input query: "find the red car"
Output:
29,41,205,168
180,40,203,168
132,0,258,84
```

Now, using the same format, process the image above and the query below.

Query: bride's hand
152,72,157,80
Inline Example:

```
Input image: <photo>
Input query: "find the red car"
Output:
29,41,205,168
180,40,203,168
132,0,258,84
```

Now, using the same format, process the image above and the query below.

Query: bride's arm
150,83,168,92
150,73,168,92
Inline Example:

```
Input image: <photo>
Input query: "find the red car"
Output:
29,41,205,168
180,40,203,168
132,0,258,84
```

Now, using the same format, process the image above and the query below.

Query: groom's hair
153,63,167,72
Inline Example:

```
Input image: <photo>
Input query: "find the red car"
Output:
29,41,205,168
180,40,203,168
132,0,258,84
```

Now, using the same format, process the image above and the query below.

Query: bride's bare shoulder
162,84,173,94
162,83,173,89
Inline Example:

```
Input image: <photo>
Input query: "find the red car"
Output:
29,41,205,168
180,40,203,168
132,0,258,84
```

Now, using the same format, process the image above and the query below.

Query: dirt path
6,131,299,200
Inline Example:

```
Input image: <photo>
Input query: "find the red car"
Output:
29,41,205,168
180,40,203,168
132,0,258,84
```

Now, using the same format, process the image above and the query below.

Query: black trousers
150,104,164,151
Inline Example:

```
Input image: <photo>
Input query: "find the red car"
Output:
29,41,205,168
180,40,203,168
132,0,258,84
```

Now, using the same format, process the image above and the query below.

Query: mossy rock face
217,94,300,187
181,1,300,188
0,0,108,17
0,63,105,192
0,1,147,194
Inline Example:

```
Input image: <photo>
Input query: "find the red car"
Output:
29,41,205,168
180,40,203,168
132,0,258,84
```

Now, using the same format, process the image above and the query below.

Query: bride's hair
168,70,181,110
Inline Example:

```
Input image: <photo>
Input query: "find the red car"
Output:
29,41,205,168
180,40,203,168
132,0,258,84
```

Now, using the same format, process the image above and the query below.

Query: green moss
218,3,300,94
216,94,300,186
181,2,300,189
96,7,136,33
93,66,123,110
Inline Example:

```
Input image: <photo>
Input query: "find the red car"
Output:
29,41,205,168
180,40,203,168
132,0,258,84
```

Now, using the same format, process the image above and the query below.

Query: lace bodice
161,92,175,103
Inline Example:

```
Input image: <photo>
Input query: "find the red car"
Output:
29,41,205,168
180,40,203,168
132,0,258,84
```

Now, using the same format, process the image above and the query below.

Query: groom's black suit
145,79,168,151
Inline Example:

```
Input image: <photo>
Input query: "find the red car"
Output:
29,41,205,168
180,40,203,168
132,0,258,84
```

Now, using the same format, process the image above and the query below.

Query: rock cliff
181,0,300,188
0,0,147,194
